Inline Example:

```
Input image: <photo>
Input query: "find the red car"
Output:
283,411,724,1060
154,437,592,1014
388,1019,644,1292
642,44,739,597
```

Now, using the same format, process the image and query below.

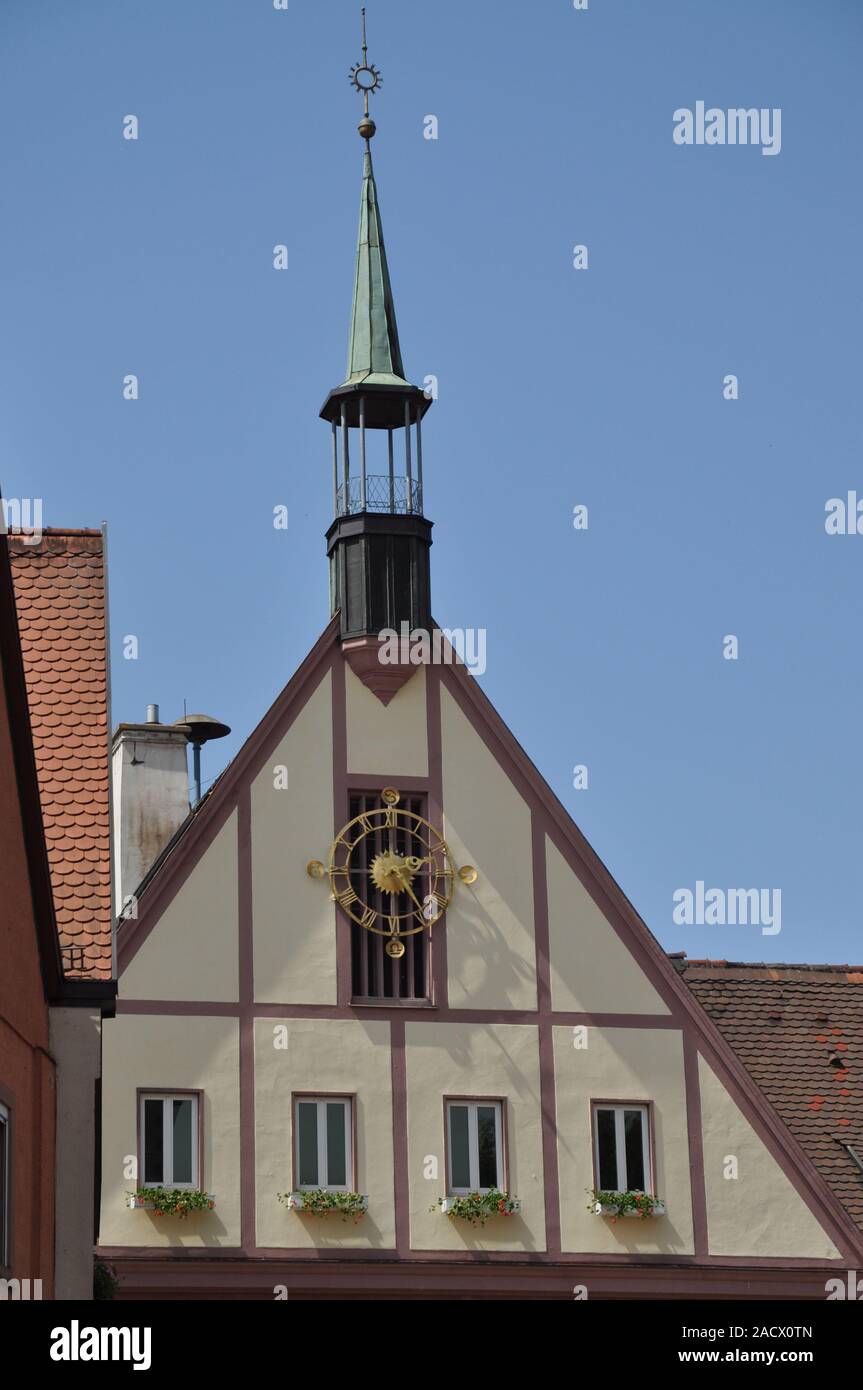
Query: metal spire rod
361,9,369,117
350,6,382,139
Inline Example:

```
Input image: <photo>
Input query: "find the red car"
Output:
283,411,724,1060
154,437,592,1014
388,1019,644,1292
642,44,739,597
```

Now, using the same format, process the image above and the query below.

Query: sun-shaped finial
350,7,382,140
350,62,382,97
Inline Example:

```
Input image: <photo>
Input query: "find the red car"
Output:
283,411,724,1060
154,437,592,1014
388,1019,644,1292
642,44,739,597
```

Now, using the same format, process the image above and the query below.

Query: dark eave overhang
319,382,432,430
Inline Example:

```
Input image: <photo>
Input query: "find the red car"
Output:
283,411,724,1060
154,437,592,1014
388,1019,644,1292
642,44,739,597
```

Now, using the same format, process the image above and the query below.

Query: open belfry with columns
97,24,862,1299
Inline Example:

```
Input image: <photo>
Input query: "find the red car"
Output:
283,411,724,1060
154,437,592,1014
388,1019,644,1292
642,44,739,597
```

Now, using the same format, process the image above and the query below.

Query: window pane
143,1099,164,1185
326,1103,347,1187
172,1099,194,1185
596,1109,617,1190
449,1105,470,1189
477,1106,498,1189
297,1102,318,1186
624,1110,645,1190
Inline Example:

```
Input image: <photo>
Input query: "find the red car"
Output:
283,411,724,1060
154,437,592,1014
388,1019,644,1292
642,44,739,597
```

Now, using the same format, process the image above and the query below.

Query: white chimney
112,709,190,915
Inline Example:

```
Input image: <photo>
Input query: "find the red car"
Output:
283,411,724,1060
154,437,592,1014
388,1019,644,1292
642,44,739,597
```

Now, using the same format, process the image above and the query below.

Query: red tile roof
9,529,112,979
674,958,863,1234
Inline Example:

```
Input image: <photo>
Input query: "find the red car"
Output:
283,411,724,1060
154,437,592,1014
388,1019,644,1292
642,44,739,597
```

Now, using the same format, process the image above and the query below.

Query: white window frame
593,1103,651,1193
0,1102,9,1268
294,1097,353,1193
139,1092,199,1191
446,1100,504,1195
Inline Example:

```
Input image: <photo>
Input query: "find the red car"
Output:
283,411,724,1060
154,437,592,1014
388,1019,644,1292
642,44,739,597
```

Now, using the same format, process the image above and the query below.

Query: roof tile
675,958,863,1234
9,530,112,979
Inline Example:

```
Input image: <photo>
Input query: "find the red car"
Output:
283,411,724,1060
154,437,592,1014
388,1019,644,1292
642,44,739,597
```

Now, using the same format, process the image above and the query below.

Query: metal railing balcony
336,474,423,516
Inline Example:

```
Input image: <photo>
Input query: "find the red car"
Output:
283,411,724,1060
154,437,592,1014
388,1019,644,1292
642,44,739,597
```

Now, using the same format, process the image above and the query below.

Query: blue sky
2,0,861,965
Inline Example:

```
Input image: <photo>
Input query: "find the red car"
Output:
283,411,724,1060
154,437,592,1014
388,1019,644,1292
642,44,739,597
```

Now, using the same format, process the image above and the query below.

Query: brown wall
0,1049,55,1294
0,636,56,1294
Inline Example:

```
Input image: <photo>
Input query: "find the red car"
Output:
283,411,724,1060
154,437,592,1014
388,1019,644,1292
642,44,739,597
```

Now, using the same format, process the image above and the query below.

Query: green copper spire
321,10,430,427
343,148,409,387
341,12,409,389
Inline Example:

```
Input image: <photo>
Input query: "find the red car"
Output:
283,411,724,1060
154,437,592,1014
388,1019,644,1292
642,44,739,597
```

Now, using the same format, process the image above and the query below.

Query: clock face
328,791,455,947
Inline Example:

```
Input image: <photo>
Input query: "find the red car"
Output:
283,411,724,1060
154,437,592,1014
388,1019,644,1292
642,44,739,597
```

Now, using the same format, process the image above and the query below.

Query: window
0,1102,9,1268
139,1093,199,1189
593,1103,651,1192
349,791,430,1002
294,1097,353,1191
446,1100,504,1194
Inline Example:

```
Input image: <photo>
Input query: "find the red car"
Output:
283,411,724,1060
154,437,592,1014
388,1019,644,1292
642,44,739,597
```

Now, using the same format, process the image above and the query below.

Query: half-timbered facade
97,42,862,1299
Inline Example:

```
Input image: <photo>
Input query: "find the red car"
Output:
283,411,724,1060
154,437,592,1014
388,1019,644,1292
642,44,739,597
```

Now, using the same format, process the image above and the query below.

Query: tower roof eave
319,380,432,429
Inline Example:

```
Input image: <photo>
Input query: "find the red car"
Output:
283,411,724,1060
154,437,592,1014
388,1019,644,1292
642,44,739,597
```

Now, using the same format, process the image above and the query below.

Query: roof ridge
8,527,103,540
673,957,863,973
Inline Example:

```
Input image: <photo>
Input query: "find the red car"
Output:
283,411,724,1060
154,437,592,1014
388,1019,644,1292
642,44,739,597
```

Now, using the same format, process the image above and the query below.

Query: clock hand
393,868,426,915
403,853,435,872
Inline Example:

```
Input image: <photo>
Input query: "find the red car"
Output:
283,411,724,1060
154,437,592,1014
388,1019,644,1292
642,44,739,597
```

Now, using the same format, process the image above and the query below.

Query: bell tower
321,11,433,702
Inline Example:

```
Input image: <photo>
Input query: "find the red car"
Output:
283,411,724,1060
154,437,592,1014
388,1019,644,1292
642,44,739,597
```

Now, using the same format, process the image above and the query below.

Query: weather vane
350,7,382,142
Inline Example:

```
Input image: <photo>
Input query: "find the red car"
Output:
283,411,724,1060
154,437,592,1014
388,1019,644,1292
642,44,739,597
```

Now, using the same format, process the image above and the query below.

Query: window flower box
126,1188,215,1218
434,1190,521,1226
278,1189,368,1222
588,1189,665,1220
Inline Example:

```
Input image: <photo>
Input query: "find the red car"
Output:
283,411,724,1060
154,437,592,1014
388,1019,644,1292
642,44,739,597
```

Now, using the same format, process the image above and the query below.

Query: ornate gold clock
307,788,474,959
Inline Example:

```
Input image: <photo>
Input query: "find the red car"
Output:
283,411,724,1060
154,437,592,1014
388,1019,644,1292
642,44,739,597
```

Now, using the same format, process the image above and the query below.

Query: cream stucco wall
346,662,428,776
252,670,337,1005
553,1025,694,1254
405,1021,545,1251
99,1014,241,1247
121,811,239,1002
440,686,536,1010
254,1018,395,1249
546,837,669,1015
699,1055,841,1259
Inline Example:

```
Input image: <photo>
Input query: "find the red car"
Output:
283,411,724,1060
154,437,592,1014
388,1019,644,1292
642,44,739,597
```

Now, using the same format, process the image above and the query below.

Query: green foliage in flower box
278,1189,368,1222
433,1189,521,1226
129,1188,215,1218
587,1188,665,1219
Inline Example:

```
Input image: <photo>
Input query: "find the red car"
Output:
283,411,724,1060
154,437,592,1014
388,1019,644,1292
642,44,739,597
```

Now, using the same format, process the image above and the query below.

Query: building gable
107,623,861,1271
